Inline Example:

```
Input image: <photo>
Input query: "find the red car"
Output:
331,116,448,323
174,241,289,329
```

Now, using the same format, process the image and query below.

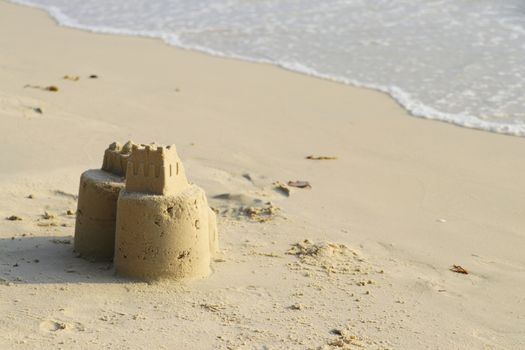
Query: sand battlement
75,141,217,280
125,143,189,195
102,141,134,176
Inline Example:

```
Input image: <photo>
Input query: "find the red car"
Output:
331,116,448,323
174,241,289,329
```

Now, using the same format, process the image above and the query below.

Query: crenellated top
125,143,189,195
102,141,135,176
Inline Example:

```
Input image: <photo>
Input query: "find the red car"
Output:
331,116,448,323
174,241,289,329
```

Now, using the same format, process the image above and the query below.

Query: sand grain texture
0,1,524,349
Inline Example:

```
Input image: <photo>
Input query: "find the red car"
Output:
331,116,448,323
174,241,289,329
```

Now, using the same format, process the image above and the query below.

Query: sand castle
74,141,218,280
74,141,132,261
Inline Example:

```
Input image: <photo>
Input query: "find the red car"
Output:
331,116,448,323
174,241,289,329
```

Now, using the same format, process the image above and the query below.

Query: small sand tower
74,141,134,261
114,144,218,281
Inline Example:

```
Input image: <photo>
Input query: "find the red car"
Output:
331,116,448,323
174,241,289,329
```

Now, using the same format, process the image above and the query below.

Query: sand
73,141,133,261
74,169,124,261
113,143,217,280
0,1,524,348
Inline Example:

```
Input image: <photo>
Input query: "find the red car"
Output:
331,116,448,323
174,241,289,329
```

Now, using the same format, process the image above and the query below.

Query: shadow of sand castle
0,236,127,284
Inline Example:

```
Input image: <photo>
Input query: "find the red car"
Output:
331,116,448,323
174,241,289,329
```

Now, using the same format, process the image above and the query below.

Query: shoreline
1,1,524,349
6,0,525,138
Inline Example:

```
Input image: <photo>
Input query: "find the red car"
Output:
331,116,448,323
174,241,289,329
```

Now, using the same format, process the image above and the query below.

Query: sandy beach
1,1,524,348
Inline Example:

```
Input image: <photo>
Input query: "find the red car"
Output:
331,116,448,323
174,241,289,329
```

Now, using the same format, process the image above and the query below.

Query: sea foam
10,0,525,136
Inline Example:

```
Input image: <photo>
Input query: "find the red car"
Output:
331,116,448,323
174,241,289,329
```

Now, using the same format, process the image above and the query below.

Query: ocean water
10,0,525,136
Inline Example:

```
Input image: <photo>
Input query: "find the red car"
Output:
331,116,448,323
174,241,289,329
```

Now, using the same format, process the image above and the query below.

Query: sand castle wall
113,143,217,280
102,141,133,176
74,141,133,261
114,186,212,280
74,169,124,260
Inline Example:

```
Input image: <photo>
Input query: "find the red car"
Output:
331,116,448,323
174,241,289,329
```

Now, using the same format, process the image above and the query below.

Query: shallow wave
9,0,525,137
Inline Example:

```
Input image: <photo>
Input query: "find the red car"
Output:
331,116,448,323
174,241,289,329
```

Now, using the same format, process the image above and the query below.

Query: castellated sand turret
113,143,218,281
102,141,134,176
124,144,189,195
74,141,134,261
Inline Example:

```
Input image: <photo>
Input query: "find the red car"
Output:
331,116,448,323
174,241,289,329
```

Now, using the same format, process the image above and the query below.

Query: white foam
276,61,525,136
9,0,525,137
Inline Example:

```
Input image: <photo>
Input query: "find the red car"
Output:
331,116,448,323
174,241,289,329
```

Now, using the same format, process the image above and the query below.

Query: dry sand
0,1,524,348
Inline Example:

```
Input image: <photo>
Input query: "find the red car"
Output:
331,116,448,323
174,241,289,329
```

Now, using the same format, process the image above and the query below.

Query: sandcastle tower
74,141,134,261
114,144,218,281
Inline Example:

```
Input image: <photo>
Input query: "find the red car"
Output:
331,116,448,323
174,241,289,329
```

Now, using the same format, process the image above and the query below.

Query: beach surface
1,1,524,348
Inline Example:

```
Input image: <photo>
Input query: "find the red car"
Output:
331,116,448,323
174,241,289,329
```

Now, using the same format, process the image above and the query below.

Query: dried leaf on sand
24,84,59,92
288,180,311,189
450,265,468,274
306,155,337,160
63,75,79,81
